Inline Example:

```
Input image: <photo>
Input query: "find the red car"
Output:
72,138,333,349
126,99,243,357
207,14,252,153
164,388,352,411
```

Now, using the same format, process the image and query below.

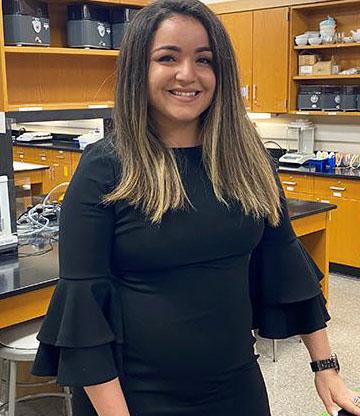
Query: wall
254,114,360,154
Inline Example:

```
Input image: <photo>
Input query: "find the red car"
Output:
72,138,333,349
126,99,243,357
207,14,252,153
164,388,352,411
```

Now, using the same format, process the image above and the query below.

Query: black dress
32,139,330,416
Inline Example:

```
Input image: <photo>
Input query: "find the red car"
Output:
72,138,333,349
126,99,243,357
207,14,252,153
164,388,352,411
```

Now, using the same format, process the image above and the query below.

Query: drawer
279,173,313,194
314,177,360,200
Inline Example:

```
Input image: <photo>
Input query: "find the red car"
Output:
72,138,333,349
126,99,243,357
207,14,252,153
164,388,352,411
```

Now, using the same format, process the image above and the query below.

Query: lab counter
279,165,360,180
0,199,336,329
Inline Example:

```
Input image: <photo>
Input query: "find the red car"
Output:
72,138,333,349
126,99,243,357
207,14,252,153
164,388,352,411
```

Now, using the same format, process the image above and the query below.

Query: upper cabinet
220,7,289,113
0,0,147,112
289,0,360,117
220,12,253,110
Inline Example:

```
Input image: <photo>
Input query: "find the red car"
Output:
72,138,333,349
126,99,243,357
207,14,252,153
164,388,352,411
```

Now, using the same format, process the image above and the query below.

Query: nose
175,59,197,84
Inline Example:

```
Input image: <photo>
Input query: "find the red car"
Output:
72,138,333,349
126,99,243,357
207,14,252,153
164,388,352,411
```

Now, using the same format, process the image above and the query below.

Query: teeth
171,91,197,97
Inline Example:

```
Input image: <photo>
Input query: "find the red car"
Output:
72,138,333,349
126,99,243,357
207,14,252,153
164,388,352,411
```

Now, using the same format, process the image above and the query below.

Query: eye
197,56,213,65
157,55,176,63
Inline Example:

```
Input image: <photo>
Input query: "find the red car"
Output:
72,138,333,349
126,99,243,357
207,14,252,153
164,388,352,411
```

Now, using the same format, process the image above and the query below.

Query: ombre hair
105,0,281,225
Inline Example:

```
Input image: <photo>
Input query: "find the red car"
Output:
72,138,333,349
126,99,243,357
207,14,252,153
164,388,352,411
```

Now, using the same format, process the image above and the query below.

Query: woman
32,1,360,415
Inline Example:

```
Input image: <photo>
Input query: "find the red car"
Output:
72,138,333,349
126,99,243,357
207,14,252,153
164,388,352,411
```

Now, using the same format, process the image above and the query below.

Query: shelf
45,0,148,5
293,75,360,80
7,102,115,112
290,111,360,116
294,42,360,50
4,46,119,57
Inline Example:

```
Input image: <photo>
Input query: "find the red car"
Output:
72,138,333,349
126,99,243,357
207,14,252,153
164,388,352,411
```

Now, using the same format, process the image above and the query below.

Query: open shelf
288,1,360,115
290,110,360,116
294,42,360,50
293,75,360,80
4,46,119,57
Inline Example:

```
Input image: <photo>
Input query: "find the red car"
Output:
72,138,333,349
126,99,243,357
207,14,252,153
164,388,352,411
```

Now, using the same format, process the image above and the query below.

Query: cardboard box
313,59,339,75
298,53,319,66
299,65,314,75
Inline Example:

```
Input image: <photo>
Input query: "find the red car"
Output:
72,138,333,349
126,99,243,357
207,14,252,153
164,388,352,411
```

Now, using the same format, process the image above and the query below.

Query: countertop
0,241,59,300
13,139,82,153
278,165,360,180
0,199,336,300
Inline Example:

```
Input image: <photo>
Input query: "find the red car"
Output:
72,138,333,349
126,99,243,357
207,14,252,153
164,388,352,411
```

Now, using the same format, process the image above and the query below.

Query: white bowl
295,37,308,46
309,37,322,45
306,31,320,38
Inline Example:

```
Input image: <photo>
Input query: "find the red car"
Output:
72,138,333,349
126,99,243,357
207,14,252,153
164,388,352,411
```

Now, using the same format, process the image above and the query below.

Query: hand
315,370,360,416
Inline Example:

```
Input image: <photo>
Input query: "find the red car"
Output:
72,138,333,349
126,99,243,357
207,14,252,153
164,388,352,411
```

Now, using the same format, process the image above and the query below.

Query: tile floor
5,273,360,416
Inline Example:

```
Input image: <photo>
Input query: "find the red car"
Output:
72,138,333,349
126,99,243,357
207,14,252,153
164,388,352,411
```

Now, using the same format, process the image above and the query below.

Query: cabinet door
315,195,360,268
252,7,289,113
220,12,253,111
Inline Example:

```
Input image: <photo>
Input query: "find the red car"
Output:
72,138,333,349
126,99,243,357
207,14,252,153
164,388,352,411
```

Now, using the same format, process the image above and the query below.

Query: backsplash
255,114,360,154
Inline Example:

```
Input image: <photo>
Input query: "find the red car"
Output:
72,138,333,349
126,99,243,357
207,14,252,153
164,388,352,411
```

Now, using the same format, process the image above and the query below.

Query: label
88,104,109,109
286,186,295,191
333,192,342,197
0,112,5,134
19,107,43,111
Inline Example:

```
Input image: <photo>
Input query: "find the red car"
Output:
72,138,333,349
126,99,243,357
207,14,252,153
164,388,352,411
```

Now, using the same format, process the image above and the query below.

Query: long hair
105,0,281,226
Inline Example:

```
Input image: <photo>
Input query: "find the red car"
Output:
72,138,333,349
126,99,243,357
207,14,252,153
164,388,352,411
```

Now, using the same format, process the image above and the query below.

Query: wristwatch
310,353,340,373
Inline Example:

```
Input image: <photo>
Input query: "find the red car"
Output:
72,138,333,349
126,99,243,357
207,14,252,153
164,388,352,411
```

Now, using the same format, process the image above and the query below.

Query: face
148,15,216,132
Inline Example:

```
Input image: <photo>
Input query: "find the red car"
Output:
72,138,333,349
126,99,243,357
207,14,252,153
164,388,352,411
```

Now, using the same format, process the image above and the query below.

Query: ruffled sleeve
249,174,330,339
31,139,124,386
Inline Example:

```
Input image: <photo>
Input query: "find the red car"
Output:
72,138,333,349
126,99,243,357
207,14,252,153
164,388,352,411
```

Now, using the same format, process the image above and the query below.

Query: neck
155,117,202,148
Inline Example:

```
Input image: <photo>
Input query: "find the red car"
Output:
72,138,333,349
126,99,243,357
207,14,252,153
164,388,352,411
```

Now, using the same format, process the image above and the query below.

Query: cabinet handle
56,156,65,159
283,181,297,186
253,84,257,101
329,186,345,191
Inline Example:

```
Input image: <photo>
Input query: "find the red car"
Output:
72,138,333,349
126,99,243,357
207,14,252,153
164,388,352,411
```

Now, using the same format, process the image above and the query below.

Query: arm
302,328,360,416
84,378,131,416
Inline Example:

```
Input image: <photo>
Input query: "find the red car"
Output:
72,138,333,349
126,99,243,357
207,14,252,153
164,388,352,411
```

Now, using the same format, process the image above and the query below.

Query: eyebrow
151,45,212,54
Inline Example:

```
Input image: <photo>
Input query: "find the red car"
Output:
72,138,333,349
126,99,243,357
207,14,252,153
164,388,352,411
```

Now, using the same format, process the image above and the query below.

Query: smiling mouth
169,90,200,97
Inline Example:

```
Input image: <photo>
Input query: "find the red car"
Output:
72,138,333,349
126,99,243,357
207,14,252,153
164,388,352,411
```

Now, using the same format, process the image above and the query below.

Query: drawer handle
283,181,297,186
329,186,345,191
56,156,65,159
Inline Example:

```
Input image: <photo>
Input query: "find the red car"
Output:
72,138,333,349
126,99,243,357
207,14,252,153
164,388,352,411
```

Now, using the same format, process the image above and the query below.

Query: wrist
310,353,340,374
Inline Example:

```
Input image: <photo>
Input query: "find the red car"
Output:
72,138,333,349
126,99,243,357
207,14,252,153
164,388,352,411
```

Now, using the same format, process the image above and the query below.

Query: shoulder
76,138,120,190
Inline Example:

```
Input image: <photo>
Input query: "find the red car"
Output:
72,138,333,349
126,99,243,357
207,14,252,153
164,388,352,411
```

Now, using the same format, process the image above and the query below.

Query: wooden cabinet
313,178,360,268
252,8,289,113
0,0,148,112
220,12,253,110
13,146,80,193
279,173,314,199
71,152,82,176
289,0,360,117
220,7,289,113
280,172,360,268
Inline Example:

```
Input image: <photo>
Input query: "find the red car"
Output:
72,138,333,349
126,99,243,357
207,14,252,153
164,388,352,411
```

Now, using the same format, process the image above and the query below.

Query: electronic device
111,7,139,49
341,86,359,111
67,4,111,49
297,85,323,111
3,0,50,46
279,152,314,165
0,176,18,254
279,119,315,165
16,131,53,142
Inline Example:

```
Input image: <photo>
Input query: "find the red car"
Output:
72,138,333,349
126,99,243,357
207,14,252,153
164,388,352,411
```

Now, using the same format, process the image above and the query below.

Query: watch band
310,353,340,373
